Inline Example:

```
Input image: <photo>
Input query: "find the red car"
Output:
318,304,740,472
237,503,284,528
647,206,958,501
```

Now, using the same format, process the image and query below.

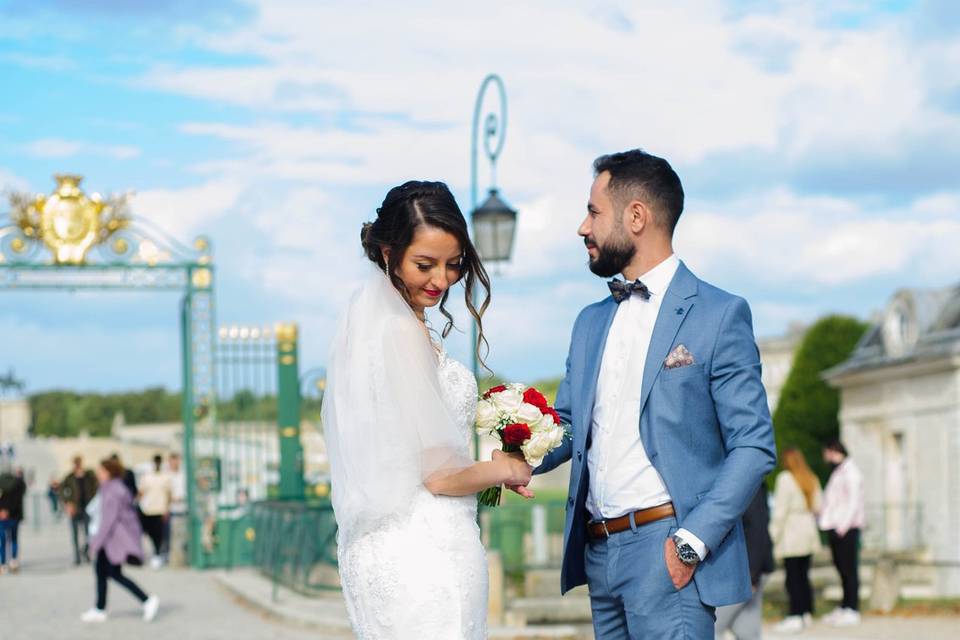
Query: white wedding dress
338,351,488,639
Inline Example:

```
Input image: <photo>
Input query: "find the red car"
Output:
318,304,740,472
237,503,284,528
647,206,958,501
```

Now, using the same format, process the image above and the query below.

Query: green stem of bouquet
478,442,520,508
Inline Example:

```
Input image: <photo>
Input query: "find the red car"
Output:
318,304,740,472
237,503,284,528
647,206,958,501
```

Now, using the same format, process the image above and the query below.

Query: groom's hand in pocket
664,537,696,590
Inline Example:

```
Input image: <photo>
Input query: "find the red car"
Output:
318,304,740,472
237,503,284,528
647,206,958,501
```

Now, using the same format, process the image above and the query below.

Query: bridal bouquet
475,383,567,507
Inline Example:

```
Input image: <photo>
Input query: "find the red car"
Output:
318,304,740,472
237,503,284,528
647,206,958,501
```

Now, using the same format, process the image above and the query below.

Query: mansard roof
825,283,960,381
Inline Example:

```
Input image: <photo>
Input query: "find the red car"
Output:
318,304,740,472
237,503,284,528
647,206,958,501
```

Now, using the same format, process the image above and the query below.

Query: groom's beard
587,232,636,278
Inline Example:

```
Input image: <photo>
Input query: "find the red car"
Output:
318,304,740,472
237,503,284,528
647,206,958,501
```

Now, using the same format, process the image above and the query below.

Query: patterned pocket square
664,344,695,369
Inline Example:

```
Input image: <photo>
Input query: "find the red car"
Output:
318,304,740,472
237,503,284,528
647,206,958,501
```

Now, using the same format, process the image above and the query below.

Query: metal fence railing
481,500,567,574
250,500,340,597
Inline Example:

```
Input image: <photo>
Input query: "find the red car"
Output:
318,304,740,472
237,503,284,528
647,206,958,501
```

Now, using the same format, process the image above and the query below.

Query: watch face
673,536,699,564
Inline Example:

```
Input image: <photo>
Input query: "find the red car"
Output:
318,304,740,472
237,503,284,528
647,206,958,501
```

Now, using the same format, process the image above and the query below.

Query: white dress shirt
586,254,707,559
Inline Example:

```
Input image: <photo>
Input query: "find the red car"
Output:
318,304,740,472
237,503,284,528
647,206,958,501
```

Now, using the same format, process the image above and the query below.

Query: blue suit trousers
585,516,715,639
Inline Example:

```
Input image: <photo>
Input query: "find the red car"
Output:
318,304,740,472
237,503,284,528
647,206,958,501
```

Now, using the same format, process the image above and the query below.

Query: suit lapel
578,298,617,444
638,262,699,417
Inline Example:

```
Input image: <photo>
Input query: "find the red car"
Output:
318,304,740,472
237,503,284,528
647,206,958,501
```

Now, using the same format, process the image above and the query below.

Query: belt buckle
601,520,610,538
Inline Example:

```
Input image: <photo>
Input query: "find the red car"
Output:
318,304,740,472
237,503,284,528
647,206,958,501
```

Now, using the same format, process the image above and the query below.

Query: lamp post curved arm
470,74,508,212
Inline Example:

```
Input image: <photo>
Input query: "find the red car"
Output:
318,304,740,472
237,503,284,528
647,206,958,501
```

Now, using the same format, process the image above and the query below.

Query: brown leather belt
587,503,676,540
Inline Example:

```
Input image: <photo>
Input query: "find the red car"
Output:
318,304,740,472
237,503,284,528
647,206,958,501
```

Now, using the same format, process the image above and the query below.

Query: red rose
544,407,561,425
502,423,531,446
483,384,507,399
522,387,549,411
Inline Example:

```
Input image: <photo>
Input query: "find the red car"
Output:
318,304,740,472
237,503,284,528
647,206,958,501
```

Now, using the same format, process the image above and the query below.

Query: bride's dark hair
361,180,491,368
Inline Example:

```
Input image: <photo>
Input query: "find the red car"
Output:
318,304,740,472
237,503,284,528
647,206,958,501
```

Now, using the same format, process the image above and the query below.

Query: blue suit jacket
535,262,776,607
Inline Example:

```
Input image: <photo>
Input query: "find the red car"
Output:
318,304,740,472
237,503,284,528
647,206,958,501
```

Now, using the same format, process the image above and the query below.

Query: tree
772,315,869,483
28,388,182,437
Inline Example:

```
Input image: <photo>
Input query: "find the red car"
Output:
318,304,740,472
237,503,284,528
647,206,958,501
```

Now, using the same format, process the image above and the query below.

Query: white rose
549,425,566,448
475,399,500,433
515,402,543,426
491,387,523,416
535,412,558,433
521,430,555,467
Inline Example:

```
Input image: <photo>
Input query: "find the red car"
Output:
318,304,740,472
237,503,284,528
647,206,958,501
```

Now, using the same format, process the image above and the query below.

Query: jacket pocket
659,363,705,381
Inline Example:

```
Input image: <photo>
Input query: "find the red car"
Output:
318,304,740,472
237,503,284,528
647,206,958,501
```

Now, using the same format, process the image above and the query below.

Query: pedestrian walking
60,456,98,565
715,482,774,639
138,454,172,568
163,452,187,566
109,453,138,498
48,476,62,520
81,457,159,623
0,466,27,574
819,439,864,627
770,447,823,633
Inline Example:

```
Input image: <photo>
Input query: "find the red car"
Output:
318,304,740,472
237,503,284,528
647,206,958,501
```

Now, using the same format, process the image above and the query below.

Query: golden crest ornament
9,174,130,265
39,175,103,264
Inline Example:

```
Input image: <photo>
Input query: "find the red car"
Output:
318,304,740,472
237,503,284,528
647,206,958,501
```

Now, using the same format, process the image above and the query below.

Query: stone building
758,322,806,413
825,283,960,596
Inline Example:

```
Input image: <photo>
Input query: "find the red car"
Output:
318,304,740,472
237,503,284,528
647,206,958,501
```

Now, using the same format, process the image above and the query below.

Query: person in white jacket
819,440,864,627
770,447,823,633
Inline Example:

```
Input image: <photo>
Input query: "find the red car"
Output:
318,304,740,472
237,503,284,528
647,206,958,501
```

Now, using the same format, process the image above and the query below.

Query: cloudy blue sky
1,0,959,393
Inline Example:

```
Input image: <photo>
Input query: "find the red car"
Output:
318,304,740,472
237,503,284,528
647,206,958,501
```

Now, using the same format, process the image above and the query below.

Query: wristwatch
672,534,700,566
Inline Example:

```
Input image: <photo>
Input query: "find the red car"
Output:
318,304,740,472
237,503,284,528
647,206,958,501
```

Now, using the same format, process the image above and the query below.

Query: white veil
322,266,474,545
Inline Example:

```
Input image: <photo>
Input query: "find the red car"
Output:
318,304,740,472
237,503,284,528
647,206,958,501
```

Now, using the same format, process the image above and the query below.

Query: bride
322,180,533,639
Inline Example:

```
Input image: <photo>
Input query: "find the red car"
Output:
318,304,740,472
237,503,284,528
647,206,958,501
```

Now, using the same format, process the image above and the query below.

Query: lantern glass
472,189,517,262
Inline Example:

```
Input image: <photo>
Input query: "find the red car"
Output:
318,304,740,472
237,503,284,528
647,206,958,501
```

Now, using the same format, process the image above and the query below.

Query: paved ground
0,519,322,640
761,617,959,640
5,517,958,639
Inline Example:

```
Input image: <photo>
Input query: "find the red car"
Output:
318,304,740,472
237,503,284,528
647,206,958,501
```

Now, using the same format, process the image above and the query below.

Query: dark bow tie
608,278,651,303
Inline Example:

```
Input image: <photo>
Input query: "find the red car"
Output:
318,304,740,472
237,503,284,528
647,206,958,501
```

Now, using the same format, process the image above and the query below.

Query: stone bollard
168,513,189,567
531,505,548,567
869,556,900,613
488,550,505,626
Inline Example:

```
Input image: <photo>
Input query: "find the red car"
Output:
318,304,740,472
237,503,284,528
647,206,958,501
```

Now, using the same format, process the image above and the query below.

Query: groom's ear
626,199,651,234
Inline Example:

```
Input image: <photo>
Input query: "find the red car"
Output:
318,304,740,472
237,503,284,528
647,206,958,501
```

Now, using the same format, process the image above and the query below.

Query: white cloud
131,178,242,239
0,167,30,192
912,191,960,217
0,51,76,71
499,192,587,280
104,145,141,160
146,1,959,172
24,138,84,158
678,189,960,286
10,0,959,389
22,138,141,160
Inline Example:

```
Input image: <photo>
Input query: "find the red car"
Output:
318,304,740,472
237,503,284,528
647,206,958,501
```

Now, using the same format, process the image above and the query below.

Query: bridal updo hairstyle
361,180,491,366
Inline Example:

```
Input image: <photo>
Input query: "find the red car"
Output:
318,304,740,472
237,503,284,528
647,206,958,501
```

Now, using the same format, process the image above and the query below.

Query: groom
523,149,776,638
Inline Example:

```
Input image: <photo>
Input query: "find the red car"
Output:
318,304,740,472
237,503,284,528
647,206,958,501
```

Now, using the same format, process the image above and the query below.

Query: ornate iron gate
191,323,305,568
1,175,305,569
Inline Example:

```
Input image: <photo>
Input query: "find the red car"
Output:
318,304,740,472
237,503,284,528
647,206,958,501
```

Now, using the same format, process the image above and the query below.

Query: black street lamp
469,73,517,461
472,188,518,263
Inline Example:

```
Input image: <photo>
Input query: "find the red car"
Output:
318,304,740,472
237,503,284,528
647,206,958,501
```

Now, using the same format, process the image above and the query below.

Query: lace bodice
337,350,488,639
436,349,479,452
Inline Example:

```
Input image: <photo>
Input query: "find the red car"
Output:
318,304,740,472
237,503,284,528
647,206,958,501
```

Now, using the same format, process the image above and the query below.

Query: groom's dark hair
593,149,684,235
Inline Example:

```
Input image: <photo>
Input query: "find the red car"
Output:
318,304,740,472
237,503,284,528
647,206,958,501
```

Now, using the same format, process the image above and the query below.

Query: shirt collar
624,254,679,298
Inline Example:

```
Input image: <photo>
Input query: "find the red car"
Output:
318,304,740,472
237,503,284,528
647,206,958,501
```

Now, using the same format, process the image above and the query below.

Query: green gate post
276,323,305,499
180,290,201,568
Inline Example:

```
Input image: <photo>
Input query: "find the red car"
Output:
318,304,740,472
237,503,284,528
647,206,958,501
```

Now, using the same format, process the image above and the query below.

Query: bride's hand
492,450,534,494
